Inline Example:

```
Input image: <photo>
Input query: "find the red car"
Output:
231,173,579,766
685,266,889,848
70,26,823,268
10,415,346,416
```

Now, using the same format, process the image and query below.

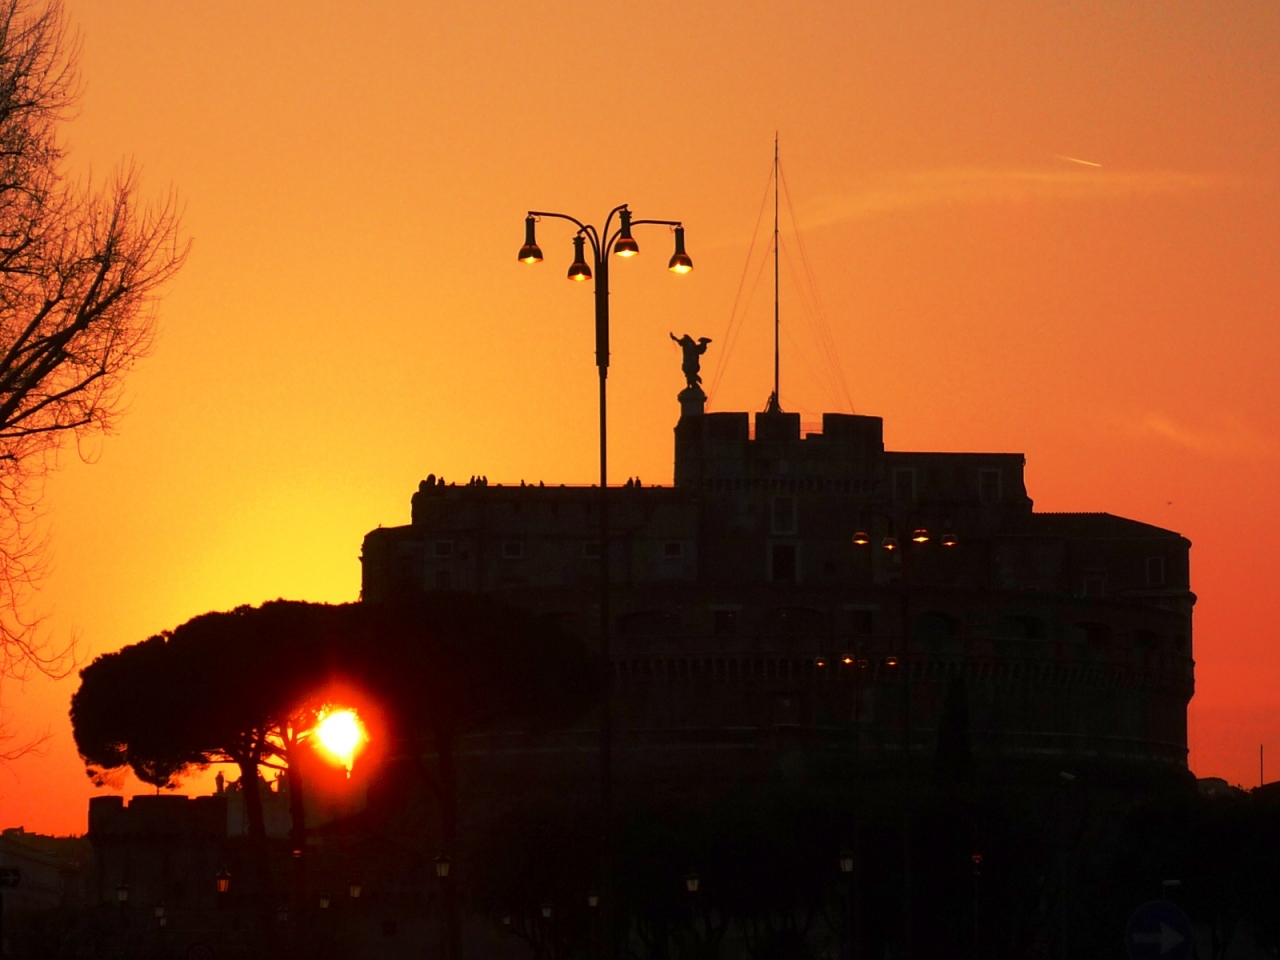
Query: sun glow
313,707,367,776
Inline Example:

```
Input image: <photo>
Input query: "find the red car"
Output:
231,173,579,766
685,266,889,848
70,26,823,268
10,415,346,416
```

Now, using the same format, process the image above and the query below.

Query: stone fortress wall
362,407,1194,788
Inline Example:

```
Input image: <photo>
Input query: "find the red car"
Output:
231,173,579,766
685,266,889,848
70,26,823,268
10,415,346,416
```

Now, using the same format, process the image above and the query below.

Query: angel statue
670,333,712,391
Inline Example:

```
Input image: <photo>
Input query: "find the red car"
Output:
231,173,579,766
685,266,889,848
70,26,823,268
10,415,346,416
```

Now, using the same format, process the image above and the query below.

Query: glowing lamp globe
668,226,693,274
615,208,639,257
567,234,592,282
518,216,543,264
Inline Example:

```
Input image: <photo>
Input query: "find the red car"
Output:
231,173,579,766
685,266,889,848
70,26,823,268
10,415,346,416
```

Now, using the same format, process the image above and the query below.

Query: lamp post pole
520,208,692,955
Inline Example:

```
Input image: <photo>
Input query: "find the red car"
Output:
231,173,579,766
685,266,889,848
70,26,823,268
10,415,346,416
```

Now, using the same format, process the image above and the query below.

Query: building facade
362,404,1195,786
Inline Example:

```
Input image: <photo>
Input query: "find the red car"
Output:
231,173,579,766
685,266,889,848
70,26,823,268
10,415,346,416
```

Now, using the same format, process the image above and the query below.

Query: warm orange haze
1,0,1277,834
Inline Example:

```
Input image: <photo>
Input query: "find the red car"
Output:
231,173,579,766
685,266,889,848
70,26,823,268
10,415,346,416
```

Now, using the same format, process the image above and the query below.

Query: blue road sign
1126,900,1193,960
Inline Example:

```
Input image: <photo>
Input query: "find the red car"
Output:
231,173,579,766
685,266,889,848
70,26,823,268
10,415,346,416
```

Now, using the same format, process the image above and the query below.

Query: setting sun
313,707,367,776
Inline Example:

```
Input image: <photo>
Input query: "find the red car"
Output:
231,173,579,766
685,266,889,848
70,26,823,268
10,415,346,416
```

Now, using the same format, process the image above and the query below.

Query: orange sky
2,0,1277,834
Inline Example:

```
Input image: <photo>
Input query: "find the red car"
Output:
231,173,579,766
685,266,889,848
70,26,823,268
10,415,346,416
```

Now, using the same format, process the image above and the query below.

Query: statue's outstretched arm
670,332,679,343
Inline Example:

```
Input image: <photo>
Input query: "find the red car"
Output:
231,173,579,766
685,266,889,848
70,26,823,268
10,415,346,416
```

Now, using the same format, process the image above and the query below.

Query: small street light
434,855,451,879
215,867,231,895
115,882,129,904
348,880,362,900
587,893,599,908
839,852,855,875
684,873,700,894
541,903,553,919
319,893,331,910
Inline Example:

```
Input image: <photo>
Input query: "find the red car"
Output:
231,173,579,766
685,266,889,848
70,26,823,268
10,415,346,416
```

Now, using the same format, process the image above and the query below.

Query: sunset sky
2,0,1277,834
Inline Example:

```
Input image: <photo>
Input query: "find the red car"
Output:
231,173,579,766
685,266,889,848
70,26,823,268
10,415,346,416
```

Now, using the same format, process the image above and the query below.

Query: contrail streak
1054,154,1102,168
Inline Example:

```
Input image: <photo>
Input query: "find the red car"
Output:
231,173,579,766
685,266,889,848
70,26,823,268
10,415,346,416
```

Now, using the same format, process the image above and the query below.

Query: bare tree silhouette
0,0,187,745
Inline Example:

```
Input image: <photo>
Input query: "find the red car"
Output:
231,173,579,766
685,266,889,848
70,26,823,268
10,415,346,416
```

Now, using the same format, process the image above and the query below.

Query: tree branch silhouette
0,0,187,749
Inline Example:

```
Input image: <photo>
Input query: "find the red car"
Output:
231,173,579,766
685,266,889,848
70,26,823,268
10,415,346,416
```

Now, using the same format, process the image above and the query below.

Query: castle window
770,543,797,582
664,541,684,558
893,469,916,504
1134,628,1159,649
433,540,453,558
1145,557,1166,586
583,541,601,558
979,469,1002,504
714,609,738,637
1076,621,1113,646
772,496,797,534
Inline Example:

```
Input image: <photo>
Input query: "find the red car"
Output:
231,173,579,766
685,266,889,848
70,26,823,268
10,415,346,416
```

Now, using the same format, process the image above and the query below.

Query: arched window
1074,622,1113,647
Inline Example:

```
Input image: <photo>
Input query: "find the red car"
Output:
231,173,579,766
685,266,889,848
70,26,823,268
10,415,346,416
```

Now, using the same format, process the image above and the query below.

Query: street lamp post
520,205,692,950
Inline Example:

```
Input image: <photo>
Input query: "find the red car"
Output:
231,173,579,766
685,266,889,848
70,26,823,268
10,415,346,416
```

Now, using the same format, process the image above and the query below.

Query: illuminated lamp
814,656,828,668
884,656,900,668
685,873,700,894
434,854,451,879
567,234,592,282
587,893,600,908
348,880,362,900
941,528,959,548
912,528,929,544
668,226,693,274
839,852,855,875
841,655,854,666
881,535,899,552
518,216,543,264
614,208,639,257
215,868,231,895
852,530,870,546
319,893,331,910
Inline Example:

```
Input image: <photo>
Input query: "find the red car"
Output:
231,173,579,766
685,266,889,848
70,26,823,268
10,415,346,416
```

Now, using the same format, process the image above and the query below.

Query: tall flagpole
773,134,780,408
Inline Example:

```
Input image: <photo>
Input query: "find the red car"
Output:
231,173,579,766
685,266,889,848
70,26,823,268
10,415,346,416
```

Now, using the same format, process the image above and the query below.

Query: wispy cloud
1140,413,1275,460
798,166,1226,229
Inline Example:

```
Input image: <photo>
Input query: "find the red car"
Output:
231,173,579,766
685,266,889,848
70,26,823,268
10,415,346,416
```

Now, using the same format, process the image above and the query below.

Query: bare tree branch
0,0,186,755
